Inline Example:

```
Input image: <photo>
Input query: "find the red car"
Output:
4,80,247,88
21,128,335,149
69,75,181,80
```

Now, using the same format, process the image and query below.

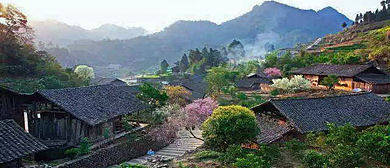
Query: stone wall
55,136,172,168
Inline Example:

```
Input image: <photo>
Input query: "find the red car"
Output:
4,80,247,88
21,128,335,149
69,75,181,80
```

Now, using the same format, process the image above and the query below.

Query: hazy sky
2,0,383,32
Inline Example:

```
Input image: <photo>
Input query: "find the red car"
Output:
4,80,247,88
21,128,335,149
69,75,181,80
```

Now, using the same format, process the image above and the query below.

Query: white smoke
244,31,281,60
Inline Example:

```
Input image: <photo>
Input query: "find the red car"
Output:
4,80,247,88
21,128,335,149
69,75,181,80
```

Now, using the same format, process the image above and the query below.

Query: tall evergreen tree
355,14,360,25
342,22,347,29
179,54,189,72
160,59,169,73
188,48,203,64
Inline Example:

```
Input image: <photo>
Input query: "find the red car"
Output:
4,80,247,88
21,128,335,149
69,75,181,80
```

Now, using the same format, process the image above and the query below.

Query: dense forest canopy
0,3,88,93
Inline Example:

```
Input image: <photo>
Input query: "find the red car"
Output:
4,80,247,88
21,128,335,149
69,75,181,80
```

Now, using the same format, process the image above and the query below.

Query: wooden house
290,64,390,93
252,93,390,143
236,72,272,91
169,75,207,101
0,87,31,126
93,78,128,86
24,85,147,147
0,119,48,168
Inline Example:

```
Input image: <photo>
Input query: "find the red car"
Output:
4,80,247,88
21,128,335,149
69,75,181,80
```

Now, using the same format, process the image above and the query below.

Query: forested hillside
44,1,352,76
0,4,88,93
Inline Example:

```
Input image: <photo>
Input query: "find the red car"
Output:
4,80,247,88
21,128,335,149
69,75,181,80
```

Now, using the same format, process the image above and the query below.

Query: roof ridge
39,84,112,92
270,92,374,102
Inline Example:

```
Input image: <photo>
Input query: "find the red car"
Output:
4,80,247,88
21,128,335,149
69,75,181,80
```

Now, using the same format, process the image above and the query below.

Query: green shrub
79,137,91,155
326,123,358,146
218,145,252,164
320,75,339,90
270,89,280,96
356,125,390,165
119,163,147,168
256,144,281,163
64,148,79,159
202,105,260,150
236,93,248,101
234,154,271,168
302,150,332,168
306,132,327,147
330,144,364,168
194,150,222,160
284,139,308,159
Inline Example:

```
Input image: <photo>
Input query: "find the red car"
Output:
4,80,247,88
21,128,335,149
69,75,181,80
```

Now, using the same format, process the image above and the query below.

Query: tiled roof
256,114,293,144
93,78,127,86
252,93,390,133
290,64,373,77
247,72,269,78
355,73,390,84
236,78,271,88
0,120,47,163
169,76,207,101
35,85,148,126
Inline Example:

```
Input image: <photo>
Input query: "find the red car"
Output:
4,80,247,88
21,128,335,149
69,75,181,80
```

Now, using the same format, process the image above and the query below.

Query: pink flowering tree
183,98,218,140
264,67,282,77
184,98,219,127
148,98,218,142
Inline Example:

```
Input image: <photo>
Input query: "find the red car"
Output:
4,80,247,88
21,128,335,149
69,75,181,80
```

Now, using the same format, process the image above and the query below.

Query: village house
23,85,147,148
93,77,128,86
0,87,31,126
169,75,207,101
290,64,390,93
236,72,273,91
252,93,390,143
0,119,48,168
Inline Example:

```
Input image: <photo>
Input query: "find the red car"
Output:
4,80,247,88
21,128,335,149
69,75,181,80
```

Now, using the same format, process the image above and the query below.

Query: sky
2,0,383,33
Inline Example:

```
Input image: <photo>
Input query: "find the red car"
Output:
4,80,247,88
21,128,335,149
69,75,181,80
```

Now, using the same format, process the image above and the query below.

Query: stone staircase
113,129,203,167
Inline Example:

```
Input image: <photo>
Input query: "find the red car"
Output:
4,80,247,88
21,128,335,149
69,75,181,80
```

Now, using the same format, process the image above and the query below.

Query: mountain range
30,20,147,46
37,1,352,76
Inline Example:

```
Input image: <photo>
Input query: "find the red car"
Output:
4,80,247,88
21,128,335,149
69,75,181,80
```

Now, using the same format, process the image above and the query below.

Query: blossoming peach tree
148,98,218,142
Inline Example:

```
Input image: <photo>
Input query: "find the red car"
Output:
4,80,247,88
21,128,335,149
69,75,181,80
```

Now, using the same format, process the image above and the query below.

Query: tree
202,105,259,150
179,54,189,72
355,14,360,25
0,3,33,44
320,75,339,90
264,68,282,77
188,48,203,64
74,65,95,83
183,98,218,140
341,22,347,29
205,66,238,96
228,39,246,64
137,83,169,108
184,98,218,128
163,85,191,106
271,75,311,93
160,59,169,73
148,98,217,142
235,61,260,78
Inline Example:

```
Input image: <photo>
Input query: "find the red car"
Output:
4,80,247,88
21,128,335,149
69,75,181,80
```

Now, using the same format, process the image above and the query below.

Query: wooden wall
303,75,319,86
0,92,24,126
335,77,354,91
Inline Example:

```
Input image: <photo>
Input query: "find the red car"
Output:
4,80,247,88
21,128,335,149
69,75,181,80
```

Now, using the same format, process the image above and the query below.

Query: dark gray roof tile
290,64,372,77
35,85,148,126
0,120,47,164
253,93,390,133
355,73,390,84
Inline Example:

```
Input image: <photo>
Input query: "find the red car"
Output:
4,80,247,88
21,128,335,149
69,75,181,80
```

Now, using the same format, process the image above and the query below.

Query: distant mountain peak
318,6,338,13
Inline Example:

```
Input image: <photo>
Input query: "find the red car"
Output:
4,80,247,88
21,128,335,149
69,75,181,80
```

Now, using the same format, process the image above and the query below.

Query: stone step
163,147,197,151
157,150,186,156
126,158,147,165
159,149,187,154
159,148,192,152
155,152,184,157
